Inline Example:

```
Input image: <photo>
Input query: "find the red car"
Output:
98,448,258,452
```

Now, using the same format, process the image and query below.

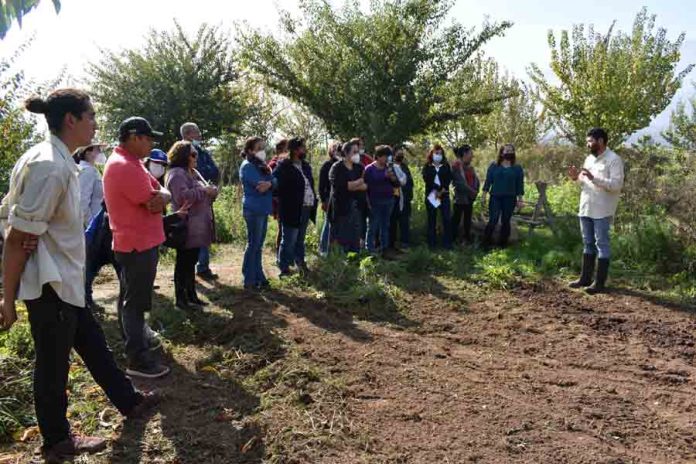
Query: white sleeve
592,157,624,193
88,175,103,220
78,167,96,224
394,165,407,186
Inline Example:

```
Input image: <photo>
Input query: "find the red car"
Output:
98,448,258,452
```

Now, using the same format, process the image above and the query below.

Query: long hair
243,136,264,158
426,144,447,164
497,143,516,165
244,136,270,175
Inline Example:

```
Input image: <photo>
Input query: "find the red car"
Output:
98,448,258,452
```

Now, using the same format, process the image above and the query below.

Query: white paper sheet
427,191,441,208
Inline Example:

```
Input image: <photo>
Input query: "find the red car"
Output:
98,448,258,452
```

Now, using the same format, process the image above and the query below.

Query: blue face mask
433,153,443,164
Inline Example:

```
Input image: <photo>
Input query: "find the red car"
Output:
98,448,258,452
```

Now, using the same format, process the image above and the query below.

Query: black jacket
318,158,337,204
328,161,364,221
273,158,318,227
397,162,414,203
422,163,452,198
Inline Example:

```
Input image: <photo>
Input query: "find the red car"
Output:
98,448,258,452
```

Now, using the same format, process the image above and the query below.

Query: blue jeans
319,213,331,256
196,247,210,274
580,216,612,259
242,212,269,286
278,207,312,272
426,196,452,249
367,199,394,253
485,195,516,244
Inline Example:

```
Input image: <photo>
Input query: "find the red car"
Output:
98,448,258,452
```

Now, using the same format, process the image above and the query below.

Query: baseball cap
118,116,163,139
149,149,168,165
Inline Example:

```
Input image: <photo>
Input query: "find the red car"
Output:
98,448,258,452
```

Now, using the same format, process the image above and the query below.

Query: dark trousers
115,247,159,366
85,249,120,308
485,195,516,244
389,197,411,248
25,285,140,447
426,196,452,249
452,202,474,242
175,247,200,300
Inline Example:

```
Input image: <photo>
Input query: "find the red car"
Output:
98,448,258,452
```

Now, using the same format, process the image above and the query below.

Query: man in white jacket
568,127,625,294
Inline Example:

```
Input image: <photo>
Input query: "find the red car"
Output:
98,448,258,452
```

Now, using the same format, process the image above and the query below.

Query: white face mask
192,139,202,148
433,153,443,164
359,149,365,155
94,150,107,165
350,153,361,164
149,163,166,179
255,150,267,162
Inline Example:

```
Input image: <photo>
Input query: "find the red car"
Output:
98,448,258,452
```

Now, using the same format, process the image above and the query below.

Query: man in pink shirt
103,117,171,378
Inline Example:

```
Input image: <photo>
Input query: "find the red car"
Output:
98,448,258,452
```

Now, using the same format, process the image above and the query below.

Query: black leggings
452,203,473,242
175,247,200,298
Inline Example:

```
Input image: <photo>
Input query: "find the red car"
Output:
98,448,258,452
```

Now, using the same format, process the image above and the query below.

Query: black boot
186,281,208,307
175,274,193,310
482,225,494,250
585,258,610,295
569,254,596,288
186,272,208,309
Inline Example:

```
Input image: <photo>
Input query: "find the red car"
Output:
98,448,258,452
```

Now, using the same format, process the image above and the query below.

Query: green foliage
239,0,512,147
481,78,541,150
0,41,43,193
530,7,694,147
0,307,34,442
663,82,696,151
0,0,60,39
88,22,244,150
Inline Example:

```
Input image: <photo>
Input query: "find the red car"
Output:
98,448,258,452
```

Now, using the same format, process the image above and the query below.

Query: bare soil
4,246,696,463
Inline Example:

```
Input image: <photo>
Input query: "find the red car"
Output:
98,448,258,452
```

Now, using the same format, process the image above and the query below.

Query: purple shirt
364,162,394,203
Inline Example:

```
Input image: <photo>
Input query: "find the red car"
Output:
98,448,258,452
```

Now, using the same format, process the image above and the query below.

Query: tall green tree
87,22,244,150
529,7,694,147
239,0,512,147
0,40,58,193
662,83,696,151
0,0,60,39
481,78,540,150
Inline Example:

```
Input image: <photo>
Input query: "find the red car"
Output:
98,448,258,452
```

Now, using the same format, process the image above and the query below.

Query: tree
0,40,58,193
239,0,512,148
87,22,244,150
529,8,694,147
0,0,60,39
427,53,503,150
481,78,540,150
662,83,696,151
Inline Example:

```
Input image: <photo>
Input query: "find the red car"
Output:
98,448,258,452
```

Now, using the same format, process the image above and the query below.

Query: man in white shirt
568,127,625,294
0,89,157,463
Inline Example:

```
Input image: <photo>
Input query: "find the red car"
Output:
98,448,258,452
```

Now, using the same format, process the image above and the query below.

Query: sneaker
126,362,171,379
144,325,163,351
196,270,219,281
42,435,107,463
126,390,161,419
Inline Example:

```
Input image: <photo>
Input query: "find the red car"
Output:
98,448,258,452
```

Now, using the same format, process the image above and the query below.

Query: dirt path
4,246,696,463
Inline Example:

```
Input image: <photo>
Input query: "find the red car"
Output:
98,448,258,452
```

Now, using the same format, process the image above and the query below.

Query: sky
1,0,695,138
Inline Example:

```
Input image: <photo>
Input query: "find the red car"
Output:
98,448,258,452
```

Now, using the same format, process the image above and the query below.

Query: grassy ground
1,242,696,463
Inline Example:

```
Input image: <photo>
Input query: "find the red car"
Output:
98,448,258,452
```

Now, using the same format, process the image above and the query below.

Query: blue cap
149,149,168,165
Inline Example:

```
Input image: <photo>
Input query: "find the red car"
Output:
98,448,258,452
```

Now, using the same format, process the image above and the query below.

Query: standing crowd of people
0,88,624,462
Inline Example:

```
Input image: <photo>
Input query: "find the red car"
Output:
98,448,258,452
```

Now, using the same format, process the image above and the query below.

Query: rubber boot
585,258,610,295
569,254,596,288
